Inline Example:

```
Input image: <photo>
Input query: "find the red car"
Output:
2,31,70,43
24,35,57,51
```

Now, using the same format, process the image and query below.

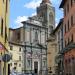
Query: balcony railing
60,42,75,54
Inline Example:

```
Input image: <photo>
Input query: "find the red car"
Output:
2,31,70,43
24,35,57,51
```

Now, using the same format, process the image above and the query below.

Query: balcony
60,42,75,54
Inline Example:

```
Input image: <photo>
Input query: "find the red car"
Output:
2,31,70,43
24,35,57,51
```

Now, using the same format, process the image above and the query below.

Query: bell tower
37,0,55,34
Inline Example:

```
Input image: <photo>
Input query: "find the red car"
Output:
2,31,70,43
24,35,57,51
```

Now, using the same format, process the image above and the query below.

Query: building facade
0,0,10,75
21,0,55,75
9,42,24,74
60,0,75,75
9,27,24,74
47,35,57,75
47,18,64,75
21,19,48,75
54,19,64,75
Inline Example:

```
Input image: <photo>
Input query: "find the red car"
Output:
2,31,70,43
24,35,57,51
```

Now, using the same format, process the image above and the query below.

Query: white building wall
9,44,24,73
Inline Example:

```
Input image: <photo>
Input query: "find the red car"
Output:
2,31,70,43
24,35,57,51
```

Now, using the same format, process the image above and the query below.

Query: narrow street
0,0,75,75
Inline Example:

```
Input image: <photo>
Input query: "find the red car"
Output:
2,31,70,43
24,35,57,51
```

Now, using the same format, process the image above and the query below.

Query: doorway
34,61,38,74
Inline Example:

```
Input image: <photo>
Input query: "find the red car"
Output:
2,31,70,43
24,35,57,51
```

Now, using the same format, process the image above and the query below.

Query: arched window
49,13,54,24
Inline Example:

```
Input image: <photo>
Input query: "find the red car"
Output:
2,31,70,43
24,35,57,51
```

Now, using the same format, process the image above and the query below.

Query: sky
10,0,63,29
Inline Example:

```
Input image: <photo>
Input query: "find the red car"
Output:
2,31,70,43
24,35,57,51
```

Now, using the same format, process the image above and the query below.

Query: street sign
2,54,11,62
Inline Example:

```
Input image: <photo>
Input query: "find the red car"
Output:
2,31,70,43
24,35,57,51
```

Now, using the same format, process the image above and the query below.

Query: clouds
24,0,63,26
31,12,36,16
15,16,28,24
24,0,62,9
14,16,28,28
12,0,63,28
24,0,41,9
13,12,37,28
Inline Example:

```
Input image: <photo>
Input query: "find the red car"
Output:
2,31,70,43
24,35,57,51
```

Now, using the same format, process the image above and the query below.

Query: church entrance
34,61,38,74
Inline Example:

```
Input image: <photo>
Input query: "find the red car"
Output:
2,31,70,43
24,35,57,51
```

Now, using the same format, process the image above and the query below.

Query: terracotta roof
59,0,67,8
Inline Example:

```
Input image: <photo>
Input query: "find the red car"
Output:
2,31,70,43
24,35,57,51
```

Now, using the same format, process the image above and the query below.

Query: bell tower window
49,13,54,25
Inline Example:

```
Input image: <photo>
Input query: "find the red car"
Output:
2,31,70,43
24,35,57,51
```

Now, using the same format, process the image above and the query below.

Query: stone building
9,28,24,74
53,19,64,75
37,0,55,36
47,35,57,75
21,18,48,75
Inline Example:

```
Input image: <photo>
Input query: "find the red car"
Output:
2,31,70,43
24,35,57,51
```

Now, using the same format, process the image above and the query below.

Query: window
71,34,73,42
19,56,21,61
14,63,17,65
5,26,7,42
71,0,73,6
65,24,66,33
71,16,73,26
6,0,8,13
19,48,21,52
49,13,54,24
67,3,69,12
17,32,20,40
68,38,69,45
68,20,69,31
1,18,3,36
19,64,21,67
10,63,12,66
28,60,31,67
65,40,66,47
10,45,13,50
49,26,53,33
64,8,66,16
34,30,38,42
43,61,46,67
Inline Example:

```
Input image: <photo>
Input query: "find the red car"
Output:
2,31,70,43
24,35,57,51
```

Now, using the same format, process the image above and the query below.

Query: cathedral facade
21,0,55,75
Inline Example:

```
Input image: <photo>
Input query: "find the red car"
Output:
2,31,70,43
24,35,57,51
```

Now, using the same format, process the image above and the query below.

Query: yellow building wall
0,0,9,75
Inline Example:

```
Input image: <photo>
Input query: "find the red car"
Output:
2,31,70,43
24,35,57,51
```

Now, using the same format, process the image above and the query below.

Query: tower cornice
41,0,51,4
